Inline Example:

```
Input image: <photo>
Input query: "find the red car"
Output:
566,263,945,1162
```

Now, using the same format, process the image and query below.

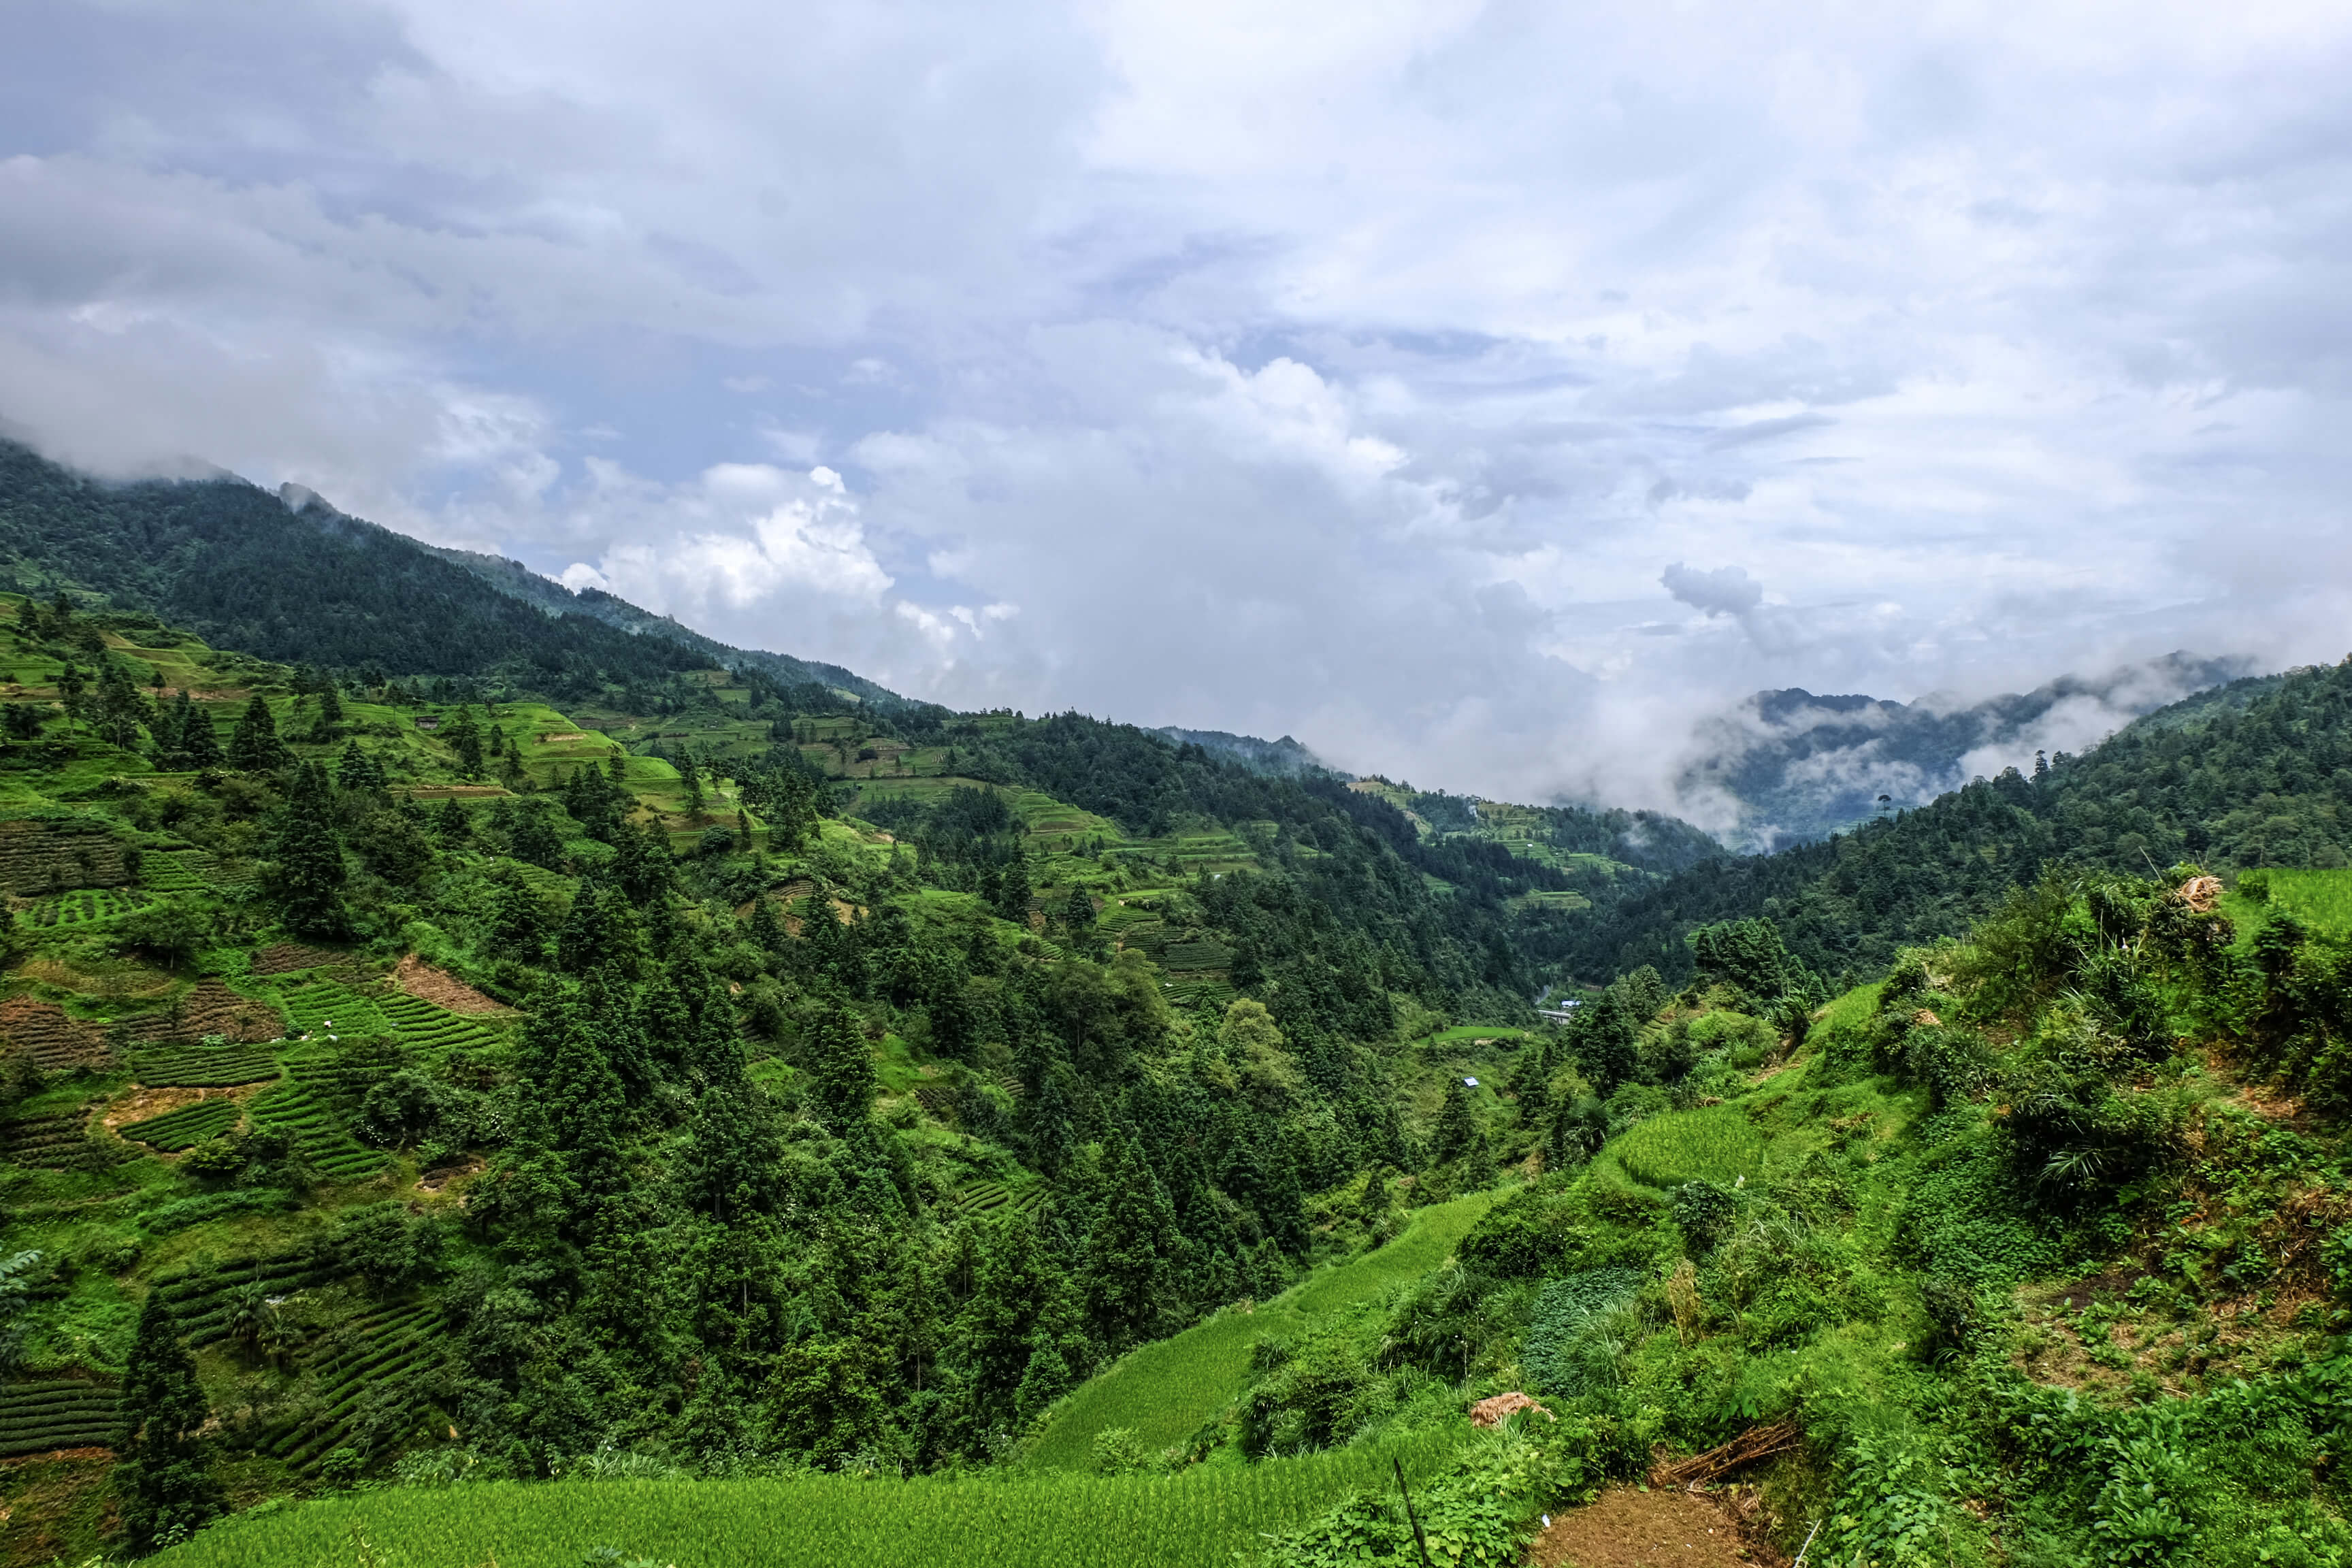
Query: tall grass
1026,1190,1497,1470
2242,868,2352,936
152,1438,1463,1568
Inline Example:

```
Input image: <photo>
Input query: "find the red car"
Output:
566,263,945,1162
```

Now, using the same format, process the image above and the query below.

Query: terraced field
129,1042,282,1088
154,1246,346,1350
266,1300,450,1473
0,996,112,1069
0,819,136,894
951,1177,1045,1219
272,981,391,1040
118,1098,244,1152
247,1071,386,1181
0,1108,132,1171
20,886,157,928
137,849,223,894
0,1379,120,1458
379,992,502,1051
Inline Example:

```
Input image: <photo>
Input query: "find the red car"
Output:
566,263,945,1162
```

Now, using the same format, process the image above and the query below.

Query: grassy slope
150,1436,1465,1568
1026,1190,1499,1471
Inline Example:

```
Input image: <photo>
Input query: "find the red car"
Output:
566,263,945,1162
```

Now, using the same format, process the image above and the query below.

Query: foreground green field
1025,1189,1499,1470
150,1438,1460,1568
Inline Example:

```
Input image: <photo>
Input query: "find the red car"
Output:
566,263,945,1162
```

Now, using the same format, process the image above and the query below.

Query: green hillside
9,436,2352,1566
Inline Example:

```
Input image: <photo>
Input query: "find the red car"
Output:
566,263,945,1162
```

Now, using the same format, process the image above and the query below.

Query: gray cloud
2,0,2351,817
1661,563,1764,619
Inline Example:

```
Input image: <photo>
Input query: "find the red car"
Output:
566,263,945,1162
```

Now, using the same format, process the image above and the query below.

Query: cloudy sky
5,0,2351,817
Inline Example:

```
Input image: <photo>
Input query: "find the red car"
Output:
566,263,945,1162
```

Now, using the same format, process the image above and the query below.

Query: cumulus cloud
2,0,2351,816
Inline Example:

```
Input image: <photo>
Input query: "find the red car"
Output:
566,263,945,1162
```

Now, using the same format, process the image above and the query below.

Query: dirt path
1529,1487,1771,1567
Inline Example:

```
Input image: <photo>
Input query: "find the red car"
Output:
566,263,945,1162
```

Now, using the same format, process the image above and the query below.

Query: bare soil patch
393,955,512,1015
100,1081,261,1130
1529,1486,1774,1567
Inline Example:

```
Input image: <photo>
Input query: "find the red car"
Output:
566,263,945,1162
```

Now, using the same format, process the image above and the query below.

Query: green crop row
274,981,391,1040
151,1437,1461,1568
248,1080,386,1181
0,1381,121,1458
120,1098,242,1151
20,887,154,928
129,1044,282,1088
267,1301,448,1473
379,993,502,1050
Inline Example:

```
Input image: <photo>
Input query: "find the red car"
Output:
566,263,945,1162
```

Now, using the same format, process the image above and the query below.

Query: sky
3,0,2351,823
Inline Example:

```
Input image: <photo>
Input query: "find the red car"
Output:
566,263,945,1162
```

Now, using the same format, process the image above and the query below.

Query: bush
1520,1269,1641,1400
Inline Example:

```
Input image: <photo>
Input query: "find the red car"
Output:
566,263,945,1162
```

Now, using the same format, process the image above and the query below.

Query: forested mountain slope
1551,659,2352,987
0,440,886,705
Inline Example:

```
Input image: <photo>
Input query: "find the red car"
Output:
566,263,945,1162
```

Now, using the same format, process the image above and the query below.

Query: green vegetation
10,436,2352,1565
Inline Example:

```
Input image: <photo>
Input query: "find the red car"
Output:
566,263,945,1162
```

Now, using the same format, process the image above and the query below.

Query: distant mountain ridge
416,537,900,705
1683,651,2259,851
0,436,903,706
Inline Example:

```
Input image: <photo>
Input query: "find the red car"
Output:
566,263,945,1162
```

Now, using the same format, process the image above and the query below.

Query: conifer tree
446,705,485,777
1082,1132,1180,1351
510,802,566,871
266,760,347,936
335,739,373,791
317,681,344,726
116,1292,220,1553
179,697,222,770
434,796,472,844
804,1002,878,1129
226,695,284,771
554,881,613,975
490,880,549,959
1428,1077,1487,1169
746,892,785,953
994,853,1033,925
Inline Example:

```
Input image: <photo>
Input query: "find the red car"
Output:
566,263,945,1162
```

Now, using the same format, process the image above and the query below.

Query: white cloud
1,0,2350,816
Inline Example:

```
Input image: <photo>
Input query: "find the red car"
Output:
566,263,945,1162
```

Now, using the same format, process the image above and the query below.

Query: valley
4,445,2352,1567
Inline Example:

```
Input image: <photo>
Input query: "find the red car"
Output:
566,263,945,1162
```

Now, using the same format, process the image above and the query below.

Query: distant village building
412,715,441,731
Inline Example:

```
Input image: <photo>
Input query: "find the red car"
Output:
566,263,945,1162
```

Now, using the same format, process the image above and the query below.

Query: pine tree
318,682,344,726
116,1292,220,1552
510,802,566,871
226,696,284,771
180,696,223,770
746,892,785,953
804,1002,877,1129
554,881,613,975
335,739,373,791
1428,1077,1488,1169
995,853,1033,925
1082,1131,1180,1351
446,705,485,777
266,760,347,936
434,796,473,844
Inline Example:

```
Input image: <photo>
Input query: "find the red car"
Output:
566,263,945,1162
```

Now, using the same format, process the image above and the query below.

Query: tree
1083,1132,1180,1351
318,681,344,727
434,796,473,844
446,705,485,777
678,749,706,819
178,696,223,769
336,739,383,792
266,760,347,936
510,802,566,871
804,1002,878,1129
116,1292,221,1552
226,695,286,771
1428,1077,1488,1168
746,892,785,953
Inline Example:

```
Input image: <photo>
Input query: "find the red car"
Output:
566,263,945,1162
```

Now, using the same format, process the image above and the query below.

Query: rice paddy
150,1435,1461,1568
1612,1106,1769,1190
1026,1190,1498,1471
